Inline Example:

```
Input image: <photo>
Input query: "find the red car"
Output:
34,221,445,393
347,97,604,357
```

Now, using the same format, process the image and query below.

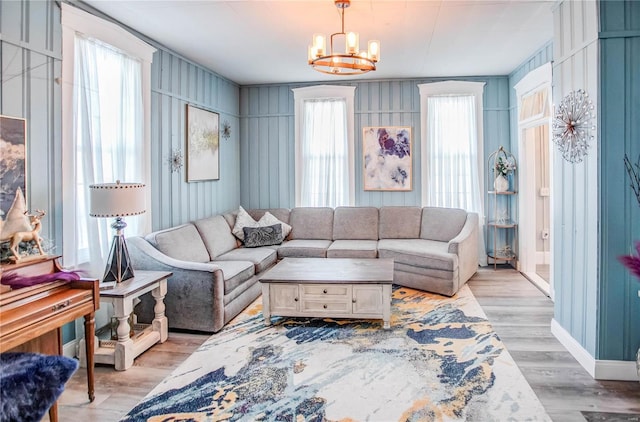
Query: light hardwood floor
52,267,639,421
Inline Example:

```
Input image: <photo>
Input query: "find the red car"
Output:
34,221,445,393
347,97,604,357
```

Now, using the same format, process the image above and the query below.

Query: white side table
80,271,171,371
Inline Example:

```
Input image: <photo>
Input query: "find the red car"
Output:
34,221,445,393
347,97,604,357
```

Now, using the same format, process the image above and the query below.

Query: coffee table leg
261,283,272,325
382,284,392,330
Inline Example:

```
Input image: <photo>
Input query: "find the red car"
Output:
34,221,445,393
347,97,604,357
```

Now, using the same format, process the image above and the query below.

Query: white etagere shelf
486,147,518,269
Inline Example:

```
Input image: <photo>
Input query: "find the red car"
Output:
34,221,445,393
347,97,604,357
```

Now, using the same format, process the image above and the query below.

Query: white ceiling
83,0,554,85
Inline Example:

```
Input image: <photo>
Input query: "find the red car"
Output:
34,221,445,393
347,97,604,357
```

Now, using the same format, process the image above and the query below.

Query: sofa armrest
447,212,479,284
128,236,221,272
127,236,226,332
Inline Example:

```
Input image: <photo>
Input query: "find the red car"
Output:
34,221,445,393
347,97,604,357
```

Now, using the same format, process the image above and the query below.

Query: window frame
292,85,356,207
417,81,486,208
61,3,155,266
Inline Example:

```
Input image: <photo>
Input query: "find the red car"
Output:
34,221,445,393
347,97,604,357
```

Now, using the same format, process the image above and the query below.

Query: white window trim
292,85,356,207
61,3,156,265
417,81,486,208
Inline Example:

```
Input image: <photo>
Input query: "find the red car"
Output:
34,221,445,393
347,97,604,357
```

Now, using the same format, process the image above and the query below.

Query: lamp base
103,232,134,284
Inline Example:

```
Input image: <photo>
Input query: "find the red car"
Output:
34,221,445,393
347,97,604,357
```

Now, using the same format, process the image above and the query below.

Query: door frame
514,62,554,299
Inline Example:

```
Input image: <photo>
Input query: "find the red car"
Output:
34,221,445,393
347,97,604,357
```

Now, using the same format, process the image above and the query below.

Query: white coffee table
258,258,394,329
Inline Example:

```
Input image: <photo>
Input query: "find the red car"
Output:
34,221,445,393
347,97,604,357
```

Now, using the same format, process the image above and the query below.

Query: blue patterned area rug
123,286,550,421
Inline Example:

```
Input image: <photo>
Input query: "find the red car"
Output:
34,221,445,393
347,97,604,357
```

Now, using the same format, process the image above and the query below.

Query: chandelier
308,0,380,75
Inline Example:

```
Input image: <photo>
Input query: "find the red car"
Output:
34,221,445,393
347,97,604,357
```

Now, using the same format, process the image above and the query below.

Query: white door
514,63,554,300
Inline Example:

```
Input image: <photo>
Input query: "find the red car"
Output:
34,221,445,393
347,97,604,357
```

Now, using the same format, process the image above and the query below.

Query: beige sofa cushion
277,239,332,258
377,238,458,272
333,207,379,240
289,207,334,240
327,240,378,259
378,206,422,239
247,208,291,225
420,207,469,242
215,247,277,273
194,215,238,259
146,224,210,263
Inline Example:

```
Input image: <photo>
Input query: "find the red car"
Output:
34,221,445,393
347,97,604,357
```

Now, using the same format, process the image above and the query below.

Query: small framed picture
186,104,220,182
363,126,412,191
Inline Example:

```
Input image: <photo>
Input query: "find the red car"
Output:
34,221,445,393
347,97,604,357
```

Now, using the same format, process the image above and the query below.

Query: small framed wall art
186,104,220,182
0,115,27,216
363,126,412,191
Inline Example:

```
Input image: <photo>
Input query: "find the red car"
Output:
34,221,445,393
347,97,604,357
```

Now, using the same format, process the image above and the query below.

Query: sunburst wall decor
168,149,184,173
221,121,231,140
552,89,595,164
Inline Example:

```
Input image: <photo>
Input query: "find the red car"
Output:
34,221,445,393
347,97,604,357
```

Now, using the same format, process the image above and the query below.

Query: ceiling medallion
552,89,595,164
308,0,380,75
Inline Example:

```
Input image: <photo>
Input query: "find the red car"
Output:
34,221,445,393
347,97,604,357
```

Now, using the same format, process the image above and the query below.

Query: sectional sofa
128,206,479,332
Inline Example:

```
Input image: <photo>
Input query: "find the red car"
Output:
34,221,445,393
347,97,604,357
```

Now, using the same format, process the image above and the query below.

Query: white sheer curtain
300,98,349,207
71,35,146,276
423,92,487,266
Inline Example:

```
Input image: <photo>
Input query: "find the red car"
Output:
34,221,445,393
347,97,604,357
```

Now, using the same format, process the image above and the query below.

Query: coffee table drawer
301,284,351,297
300,300,351,313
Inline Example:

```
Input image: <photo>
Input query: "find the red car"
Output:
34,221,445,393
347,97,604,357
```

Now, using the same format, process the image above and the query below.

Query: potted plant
494,155,516,192
619,153,640,380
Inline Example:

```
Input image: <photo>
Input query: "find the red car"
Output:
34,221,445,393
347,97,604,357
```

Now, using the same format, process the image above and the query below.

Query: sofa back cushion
194,215,238,259
420,207,468,242
333,207,379,240
247,208,291,225
146,224,210,263
378,206,422,239
289,207,334,240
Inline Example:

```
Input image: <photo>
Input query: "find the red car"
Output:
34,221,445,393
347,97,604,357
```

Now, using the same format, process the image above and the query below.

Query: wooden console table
0,256,99,421
80,270,171,371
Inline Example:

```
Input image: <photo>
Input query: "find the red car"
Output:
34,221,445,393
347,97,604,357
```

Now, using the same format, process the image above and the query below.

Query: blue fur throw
0,352,78,422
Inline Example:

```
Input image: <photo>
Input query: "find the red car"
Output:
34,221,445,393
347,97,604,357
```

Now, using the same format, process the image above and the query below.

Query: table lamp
89,181,146,284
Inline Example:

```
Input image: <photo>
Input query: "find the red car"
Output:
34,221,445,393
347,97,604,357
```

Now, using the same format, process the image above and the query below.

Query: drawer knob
323,289,328,294
294,297,299,302
323,304,327,309
352,299,356,303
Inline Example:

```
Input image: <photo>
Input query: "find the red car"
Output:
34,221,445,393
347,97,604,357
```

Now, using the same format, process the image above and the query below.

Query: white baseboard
63,339,79,359
551,319,639,381
594,359,639,381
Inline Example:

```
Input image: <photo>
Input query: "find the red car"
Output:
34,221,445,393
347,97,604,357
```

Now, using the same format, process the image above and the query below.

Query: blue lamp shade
89,181,146,285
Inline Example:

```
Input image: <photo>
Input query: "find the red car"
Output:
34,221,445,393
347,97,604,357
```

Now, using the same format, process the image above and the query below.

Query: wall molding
551,319,639,381
153,88,240,118
0,35,62,59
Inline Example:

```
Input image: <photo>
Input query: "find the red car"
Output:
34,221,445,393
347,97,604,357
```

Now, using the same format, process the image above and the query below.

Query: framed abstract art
363,126,412,191
186,104,220,182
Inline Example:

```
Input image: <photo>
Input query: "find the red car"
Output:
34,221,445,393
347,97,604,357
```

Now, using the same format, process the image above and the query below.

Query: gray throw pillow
243,224,283,248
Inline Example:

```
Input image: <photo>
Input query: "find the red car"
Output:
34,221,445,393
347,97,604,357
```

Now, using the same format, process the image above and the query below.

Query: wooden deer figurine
9,210,46,261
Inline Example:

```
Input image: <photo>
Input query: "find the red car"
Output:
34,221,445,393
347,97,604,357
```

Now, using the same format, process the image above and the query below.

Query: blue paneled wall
598,0,640,361
239,77,510,209
150,49,240,230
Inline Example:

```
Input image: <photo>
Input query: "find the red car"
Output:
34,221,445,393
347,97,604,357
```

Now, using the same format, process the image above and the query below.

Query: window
293,85,356,207
61,4,155,276
418,81,487,265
